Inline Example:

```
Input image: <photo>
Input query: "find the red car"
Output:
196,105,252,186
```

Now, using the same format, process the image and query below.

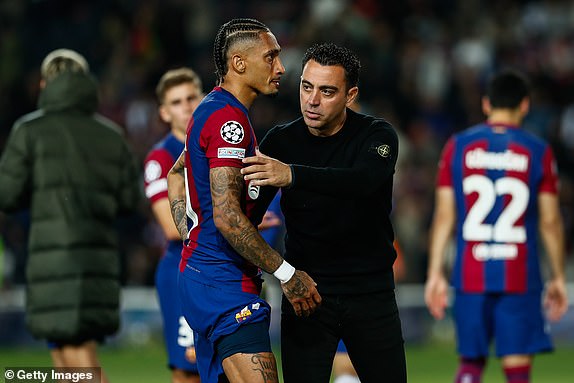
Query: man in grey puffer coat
0,49,140,381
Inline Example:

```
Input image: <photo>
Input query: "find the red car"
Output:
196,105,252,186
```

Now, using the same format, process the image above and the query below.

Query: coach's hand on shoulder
281,270,322,317
241,148,292,188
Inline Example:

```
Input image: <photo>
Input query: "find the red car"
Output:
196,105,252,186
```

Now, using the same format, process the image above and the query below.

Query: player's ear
158,104,172,123
481,96,491,116
345,86,359,107
231,54,246,74
519,97,530,115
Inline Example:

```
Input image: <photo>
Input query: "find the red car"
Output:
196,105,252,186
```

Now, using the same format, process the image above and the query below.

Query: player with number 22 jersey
437,122,558,293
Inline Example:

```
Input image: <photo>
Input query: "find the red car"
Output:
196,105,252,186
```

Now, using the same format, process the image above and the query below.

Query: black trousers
281,290,406,383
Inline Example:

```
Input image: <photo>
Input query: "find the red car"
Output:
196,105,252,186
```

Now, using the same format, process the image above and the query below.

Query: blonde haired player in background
144,67,204,383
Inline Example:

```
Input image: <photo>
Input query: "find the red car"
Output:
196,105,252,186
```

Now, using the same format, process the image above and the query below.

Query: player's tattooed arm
210,166,283,272
167,151,188,241
211,166,322,317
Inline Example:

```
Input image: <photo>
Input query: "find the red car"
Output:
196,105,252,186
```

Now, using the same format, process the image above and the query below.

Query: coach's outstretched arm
167,151,322,317
210,166,321,317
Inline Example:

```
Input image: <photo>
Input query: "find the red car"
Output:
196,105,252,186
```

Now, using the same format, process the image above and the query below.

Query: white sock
333,374,361,383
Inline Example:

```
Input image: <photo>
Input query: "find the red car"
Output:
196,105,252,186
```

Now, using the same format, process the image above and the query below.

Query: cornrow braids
213,18,270,84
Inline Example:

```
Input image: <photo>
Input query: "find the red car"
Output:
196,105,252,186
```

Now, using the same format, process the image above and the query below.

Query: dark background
1,0,573,287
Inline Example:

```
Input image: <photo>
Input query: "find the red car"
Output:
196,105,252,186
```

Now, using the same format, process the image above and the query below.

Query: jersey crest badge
221,121,244,144
235,306,252,323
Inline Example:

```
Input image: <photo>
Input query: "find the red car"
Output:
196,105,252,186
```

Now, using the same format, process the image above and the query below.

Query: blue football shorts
155,252,198,372
178,272,272,383
453,290,553,358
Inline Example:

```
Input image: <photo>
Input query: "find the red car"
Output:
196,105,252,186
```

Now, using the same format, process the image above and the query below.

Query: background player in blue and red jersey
425,70,568,383
144,68,203,383
167,18,321,383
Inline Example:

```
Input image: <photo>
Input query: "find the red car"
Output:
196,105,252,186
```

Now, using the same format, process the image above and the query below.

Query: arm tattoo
168,152,188,240
210,167,282,273
170,198,188,240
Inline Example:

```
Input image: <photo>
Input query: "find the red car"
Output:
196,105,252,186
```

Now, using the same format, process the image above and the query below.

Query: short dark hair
302,43,361,89
213,18,270,85
486,70,530,109
156,67,202,104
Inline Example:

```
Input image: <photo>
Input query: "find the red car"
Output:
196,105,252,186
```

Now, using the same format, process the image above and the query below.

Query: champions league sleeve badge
220,121,244,144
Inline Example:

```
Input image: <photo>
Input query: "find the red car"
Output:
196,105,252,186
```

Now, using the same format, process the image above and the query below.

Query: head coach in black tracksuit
242,43,406,383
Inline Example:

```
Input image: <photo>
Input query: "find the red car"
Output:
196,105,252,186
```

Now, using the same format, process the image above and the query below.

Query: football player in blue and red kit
144,68,204,383
167,18,321,383
425,70,568,383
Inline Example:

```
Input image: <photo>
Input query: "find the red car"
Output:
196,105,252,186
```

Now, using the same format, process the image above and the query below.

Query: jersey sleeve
287,120,399,198
436,136,455,188
143,148,173,203
199,105,255,169
539,145,559,194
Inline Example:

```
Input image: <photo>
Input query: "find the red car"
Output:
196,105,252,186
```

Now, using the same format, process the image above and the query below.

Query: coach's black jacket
259,108,398,295
0,71,140,343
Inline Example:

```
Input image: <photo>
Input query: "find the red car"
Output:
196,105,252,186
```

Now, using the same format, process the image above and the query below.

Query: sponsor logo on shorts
218,147,246,159
235,306,252,323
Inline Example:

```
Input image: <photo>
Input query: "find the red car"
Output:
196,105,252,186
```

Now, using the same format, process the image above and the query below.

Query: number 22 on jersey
462,175,529,260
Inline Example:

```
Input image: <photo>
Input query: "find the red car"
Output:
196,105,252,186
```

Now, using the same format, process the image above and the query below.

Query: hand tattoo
282,271,309,301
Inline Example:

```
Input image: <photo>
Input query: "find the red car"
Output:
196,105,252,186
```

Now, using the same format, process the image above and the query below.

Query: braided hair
213,18,270,85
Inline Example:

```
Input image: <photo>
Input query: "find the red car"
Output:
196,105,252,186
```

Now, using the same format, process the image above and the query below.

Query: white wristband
273,260,296,284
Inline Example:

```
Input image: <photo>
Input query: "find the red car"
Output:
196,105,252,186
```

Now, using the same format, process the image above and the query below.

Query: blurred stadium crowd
1,0,573,287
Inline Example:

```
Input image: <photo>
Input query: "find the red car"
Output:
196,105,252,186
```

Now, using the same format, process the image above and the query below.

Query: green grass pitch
2,341,574,382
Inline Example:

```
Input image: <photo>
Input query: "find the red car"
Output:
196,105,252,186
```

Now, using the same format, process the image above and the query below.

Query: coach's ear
345,86,359,107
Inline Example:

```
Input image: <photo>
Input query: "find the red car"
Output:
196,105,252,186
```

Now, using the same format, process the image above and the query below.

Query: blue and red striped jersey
437,122,558,293
181,87,262,294
144,133,184,257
